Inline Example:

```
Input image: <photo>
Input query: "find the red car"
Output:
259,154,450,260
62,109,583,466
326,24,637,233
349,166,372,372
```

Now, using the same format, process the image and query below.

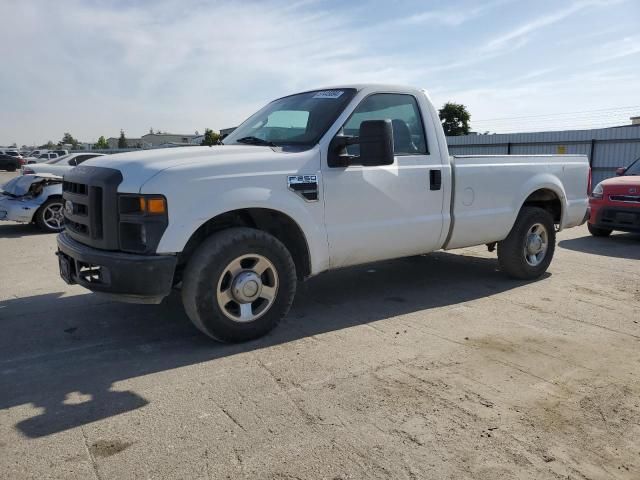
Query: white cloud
592,35,640,63
479,0,626,54
1,0,417,145
0,0,638,145
432,68,640,133
400,0,510,26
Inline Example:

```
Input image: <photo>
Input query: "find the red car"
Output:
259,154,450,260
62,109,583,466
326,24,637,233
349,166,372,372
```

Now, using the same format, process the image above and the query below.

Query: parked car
0,154,25,172
56,84,590,343
24,149,48,158
588,157,640,236
0,173,64,232
0,150,23,158
25,152,59,164
22,153,106,175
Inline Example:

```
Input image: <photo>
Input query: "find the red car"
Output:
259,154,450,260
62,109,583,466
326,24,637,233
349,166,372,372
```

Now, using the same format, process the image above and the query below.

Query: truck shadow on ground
0,223,51,239
559,232,640,260
0,251,545,438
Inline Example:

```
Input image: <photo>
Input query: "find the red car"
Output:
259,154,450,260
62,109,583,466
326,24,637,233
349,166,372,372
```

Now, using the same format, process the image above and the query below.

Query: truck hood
83,145,298,192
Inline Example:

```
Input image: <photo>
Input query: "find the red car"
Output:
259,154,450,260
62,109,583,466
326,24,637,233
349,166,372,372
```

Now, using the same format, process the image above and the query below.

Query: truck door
322,93,445,268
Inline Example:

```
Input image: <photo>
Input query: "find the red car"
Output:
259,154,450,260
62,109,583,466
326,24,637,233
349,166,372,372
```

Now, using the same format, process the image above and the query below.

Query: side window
343,93,428,156
68,158,78,166
74,155,91,165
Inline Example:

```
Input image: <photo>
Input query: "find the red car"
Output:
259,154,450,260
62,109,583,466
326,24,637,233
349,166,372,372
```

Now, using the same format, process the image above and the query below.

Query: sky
1,0,639,146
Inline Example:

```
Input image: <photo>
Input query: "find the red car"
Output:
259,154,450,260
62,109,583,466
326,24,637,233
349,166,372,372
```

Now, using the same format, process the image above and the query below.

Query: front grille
609,194,640,204
62,181,88,196
63,184,102,238
62,165,123,250
76,261,109,285
599,208,640,228
66,219,89,235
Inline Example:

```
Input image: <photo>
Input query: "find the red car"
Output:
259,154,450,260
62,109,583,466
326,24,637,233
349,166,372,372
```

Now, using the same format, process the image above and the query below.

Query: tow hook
486,242,496,252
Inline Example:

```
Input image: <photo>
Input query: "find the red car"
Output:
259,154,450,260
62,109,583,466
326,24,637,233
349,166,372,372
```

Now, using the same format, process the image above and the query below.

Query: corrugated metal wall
446,125,640,188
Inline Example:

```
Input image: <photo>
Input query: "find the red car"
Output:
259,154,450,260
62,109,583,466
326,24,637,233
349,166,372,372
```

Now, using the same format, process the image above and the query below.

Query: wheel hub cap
44,204,64,229
523,223,548,267
232,271,262,303
526,234,543,254
216,254,279,323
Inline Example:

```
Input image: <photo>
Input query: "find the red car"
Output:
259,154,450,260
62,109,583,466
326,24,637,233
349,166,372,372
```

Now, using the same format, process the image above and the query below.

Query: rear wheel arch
520,188,563,225
178,208,312,281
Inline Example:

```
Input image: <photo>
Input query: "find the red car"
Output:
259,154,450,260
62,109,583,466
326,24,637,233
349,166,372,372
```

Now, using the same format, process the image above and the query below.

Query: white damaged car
0,174,65,232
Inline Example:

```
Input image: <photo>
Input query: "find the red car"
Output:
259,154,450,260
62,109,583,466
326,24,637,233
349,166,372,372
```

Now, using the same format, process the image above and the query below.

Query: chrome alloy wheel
216,254,279,322
523,223,548,267
42,202,65,231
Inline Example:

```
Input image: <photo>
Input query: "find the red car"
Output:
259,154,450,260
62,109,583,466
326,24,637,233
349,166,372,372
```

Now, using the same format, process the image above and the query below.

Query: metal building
446,125,640,188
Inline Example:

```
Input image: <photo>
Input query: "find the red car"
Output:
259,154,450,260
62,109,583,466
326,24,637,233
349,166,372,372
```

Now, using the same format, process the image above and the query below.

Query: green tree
201,128,221,146
118,130,127,148
59,132,79,148
438,102,471,136
94,135,109,149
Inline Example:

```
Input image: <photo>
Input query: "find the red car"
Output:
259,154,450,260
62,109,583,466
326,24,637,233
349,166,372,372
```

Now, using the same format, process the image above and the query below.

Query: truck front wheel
181,227,297,342
497,207,556,280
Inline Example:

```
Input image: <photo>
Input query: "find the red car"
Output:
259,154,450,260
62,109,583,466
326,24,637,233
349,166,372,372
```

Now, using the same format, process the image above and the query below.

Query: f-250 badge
287,175,319,202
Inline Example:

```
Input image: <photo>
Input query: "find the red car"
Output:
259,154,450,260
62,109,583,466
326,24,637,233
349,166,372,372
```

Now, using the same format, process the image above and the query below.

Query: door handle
430,169,442,191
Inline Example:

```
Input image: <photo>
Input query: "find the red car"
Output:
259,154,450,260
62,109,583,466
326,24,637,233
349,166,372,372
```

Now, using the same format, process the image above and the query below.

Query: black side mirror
328,119,394,167
359,120,394,166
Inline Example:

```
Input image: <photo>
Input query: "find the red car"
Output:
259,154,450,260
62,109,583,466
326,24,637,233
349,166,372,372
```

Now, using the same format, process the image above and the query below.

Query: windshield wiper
235,136,277,147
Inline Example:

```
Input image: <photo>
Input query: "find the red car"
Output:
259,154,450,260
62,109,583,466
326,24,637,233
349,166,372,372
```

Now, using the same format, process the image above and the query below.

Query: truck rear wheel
587,223,612,237
497,207,555,280
181,227,297,342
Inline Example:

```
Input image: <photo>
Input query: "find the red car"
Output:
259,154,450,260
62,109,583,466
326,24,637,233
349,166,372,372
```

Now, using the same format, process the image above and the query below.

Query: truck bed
444,155,589,250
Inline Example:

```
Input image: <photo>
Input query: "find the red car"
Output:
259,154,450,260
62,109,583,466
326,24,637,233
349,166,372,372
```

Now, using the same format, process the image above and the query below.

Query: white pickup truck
57,84,589,342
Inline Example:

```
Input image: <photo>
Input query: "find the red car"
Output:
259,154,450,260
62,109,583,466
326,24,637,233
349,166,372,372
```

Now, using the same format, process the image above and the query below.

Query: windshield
223,88,357,148
624,157,640,175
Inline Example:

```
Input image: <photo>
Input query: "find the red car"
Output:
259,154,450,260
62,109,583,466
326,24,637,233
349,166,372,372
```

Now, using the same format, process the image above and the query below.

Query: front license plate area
617,212,635,224
58,253,75,285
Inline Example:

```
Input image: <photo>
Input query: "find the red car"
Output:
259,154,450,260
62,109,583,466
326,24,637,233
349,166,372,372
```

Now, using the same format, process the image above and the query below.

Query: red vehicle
588,157,640,236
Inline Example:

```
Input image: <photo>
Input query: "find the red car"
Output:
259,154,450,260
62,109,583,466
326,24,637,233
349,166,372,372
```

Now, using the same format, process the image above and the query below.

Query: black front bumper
593,206,640,233
57,232,177,303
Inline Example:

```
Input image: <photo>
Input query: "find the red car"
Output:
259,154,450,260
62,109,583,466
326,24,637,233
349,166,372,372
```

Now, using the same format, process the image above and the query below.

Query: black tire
587,223,612,237
181,227,297,343
497,207,556,280
7,164,17,172
34,197,65,233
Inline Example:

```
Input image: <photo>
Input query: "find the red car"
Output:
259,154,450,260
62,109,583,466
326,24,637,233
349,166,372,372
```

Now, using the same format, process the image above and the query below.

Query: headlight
118,194,168,253
591,182,604,199
119,194,166,215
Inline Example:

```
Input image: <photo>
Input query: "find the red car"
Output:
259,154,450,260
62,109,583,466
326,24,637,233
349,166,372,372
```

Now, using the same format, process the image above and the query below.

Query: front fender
154,184,329,275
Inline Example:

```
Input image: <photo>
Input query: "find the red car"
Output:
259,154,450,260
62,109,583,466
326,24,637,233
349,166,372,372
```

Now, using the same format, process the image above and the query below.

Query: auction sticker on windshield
313,90,344,99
